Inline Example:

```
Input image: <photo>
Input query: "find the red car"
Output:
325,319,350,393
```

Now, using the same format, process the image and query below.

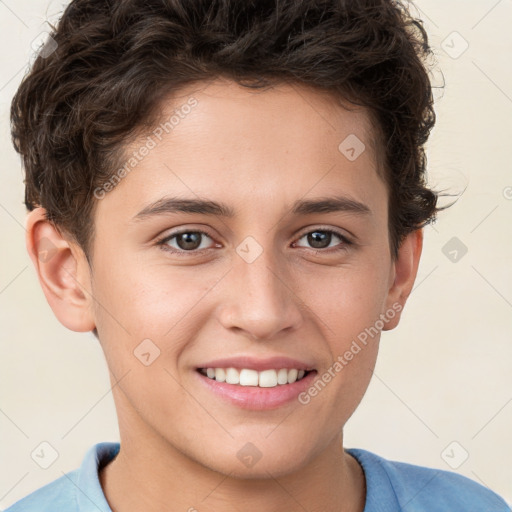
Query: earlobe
26,208,96,332
382,228,423,331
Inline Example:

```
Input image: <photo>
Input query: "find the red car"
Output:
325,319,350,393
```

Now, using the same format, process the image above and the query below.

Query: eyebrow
132,195,371,221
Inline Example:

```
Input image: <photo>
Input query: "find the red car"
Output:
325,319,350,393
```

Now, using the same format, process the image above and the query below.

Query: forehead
153,78,380,162
98,78,386,222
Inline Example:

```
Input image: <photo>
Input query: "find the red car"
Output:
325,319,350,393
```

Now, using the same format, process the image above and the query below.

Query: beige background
1,0,511,508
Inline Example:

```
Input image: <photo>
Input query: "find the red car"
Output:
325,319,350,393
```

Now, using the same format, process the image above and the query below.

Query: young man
7,0,510,510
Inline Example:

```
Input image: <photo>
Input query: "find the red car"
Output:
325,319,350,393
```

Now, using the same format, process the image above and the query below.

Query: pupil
308,231,331,249
177,232,201,250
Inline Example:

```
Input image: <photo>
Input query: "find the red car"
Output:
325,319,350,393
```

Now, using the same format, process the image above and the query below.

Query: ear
26,208,96,332
382,228,423,331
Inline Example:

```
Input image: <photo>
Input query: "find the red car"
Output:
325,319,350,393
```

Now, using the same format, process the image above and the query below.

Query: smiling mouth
197,367,315,388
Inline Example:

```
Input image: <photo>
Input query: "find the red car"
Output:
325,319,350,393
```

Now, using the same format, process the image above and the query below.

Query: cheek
95,257,201,326
90,253,227,366
303,261,390,344
299,260,388,393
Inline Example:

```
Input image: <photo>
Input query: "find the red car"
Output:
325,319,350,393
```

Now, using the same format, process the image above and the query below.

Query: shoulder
3,470,80,512
347,447,511,511
3,442,119,512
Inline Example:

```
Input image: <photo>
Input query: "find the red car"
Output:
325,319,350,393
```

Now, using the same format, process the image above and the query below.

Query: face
86,79,403,477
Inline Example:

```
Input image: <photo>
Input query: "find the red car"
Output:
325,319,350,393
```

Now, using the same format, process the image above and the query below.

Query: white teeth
239,369,259,386
201,367,309,387
277,368,288,385
225,367,240,384
259,369,278,387
288,368,298,384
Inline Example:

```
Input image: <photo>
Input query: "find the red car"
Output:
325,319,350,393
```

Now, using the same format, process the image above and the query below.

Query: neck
99,427,366,512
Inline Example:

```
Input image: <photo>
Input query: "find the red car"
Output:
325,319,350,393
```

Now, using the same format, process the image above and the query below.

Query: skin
26,78,422,512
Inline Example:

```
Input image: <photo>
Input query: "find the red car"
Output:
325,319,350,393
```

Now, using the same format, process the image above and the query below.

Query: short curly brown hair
11,0,445,262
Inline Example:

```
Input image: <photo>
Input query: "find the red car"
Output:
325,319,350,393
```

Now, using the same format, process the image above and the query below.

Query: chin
191,436,315,480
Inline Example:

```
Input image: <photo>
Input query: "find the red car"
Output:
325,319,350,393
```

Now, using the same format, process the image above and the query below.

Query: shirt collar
75,442,120,512
346,447,400,512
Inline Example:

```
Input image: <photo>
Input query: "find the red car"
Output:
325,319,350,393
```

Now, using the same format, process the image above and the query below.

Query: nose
216,246,304,341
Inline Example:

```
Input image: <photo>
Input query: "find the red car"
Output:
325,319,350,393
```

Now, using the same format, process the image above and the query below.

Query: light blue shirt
4,442,510,511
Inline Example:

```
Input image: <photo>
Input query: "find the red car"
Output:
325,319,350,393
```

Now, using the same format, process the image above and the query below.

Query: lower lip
195,370,317,410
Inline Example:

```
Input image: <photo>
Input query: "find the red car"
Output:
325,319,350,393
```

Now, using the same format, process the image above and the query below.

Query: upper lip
196,356,315,372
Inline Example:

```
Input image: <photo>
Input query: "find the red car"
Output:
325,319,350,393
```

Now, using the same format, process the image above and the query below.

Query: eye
157,229,217,254
156,226,353,257
293,228,352,252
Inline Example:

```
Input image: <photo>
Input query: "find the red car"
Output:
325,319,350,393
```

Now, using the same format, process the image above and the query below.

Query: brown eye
158,230,215,254
294,228,352,252
175,232,203,250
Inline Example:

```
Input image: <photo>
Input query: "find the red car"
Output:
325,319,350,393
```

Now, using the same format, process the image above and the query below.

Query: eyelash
156,227,353,257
